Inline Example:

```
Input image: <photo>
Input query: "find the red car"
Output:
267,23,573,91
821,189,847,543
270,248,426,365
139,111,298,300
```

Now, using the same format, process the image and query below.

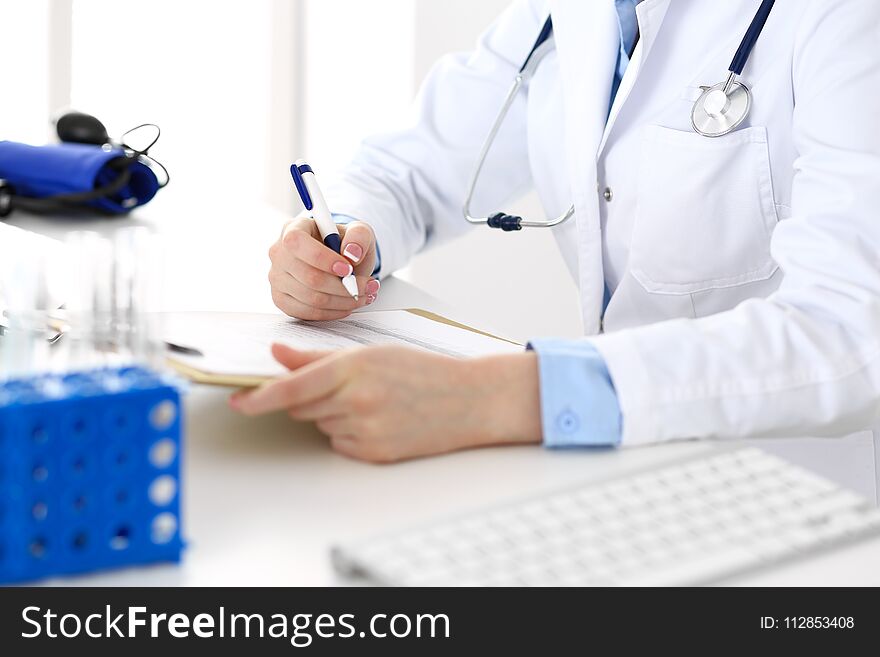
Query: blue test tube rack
0,366,183,583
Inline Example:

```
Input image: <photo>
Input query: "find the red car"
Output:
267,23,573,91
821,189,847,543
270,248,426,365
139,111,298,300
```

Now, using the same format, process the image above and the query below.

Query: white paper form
163,310,521,379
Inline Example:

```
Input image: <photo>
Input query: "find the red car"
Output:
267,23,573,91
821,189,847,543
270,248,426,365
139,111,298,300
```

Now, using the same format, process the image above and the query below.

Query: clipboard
166,308,521,388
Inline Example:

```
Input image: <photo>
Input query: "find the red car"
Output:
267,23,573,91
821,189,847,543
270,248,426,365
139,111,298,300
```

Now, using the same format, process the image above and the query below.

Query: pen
290,159,359,300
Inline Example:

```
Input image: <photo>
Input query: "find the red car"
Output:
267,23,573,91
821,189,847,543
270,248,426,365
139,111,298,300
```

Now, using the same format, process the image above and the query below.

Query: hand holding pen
267,161,380,321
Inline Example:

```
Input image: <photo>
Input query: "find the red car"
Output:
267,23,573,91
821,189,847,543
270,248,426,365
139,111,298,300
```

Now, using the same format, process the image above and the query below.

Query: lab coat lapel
548,0,619,333
598,0,673,155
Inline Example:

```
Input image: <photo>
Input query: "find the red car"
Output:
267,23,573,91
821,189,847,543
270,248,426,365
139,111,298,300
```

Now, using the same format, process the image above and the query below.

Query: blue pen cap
290,163,314,211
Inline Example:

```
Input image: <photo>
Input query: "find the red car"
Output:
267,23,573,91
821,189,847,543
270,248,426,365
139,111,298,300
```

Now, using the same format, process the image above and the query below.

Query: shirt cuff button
555,409,580,435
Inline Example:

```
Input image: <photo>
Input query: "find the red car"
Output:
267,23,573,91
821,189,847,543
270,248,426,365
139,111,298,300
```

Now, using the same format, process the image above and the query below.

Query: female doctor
231,0,880,474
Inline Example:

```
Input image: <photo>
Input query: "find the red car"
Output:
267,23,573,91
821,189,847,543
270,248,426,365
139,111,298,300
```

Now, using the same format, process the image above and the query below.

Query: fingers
282,256,373,300
232,352,351,415
328,435,360,459
227,345,330,411
325,431,400,464
275,211,314,243
279,218,355,278
268,217,382,319
270,290,361,321
364,278,380,304
285,392,344,421
338,221,377,275
271,343,330,370
270,269,373,312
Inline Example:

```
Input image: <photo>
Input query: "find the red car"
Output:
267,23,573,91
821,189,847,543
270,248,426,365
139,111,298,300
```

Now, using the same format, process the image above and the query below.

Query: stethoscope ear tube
464,16,573,230
462,74,524,227
728,0,776,76
519,16,554,75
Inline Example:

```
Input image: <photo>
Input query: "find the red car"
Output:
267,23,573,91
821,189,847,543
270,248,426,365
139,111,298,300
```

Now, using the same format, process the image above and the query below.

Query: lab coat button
603,187,613,202
556,409,580,435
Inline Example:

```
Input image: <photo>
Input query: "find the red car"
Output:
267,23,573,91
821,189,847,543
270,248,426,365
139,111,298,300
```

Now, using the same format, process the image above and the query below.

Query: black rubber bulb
55,111,110,145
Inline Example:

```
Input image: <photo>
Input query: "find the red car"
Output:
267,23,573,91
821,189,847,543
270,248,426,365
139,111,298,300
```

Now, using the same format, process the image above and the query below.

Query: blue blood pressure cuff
0,141,161,217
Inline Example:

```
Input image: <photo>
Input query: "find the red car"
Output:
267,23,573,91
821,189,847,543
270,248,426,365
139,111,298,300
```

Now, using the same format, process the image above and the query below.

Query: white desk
6,200,880,587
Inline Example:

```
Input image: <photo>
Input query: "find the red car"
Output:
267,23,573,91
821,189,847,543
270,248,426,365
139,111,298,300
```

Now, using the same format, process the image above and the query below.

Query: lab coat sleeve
322,0,546,276
587,0,880,446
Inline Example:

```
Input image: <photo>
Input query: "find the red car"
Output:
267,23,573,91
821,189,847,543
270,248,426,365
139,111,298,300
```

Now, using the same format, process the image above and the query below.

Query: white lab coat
326,0,880,499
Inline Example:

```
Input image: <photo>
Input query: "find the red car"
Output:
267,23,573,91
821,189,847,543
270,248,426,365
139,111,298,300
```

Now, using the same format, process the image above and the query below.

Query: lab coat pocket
630,125,779,295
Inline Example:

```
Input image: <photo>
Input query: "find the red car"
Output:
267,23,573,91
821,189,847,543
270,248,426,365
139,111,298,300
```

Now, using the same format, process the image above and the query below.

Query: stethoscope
464,0,776,231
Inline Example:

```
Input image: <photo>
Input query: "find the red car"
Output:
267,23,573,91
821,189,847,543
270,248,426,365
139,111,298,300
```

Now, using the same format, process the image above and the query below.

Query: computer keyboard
332,448,880,586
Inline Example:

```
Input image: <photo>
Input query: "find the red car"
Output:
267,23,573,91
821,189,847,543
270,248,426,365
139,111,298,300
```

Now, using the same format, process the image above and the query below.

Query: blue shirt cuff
333,213,381,276
527,339,622,448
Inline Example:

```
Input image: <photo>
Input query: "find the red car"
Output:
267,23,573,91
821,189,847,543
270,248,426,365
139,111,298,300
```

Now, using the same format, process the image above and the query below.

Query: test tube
64,228,164,372
136,229,165,370
65,231,106,371
0,248,50,379
113,227,164,368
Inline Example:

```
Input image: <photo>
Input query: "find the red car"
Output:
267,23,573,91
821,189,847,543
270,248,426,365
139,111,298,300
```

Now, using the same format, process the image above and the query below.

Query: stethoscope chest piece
691,80,752,138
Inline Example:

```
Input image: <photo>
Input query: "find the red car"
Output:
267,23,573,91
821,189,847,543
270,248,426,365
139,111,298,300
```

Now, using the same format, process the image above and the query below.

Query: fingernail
228,394,241,409
365,279,381,296
332,261,353,277
366,294,377,305
343,244,363,263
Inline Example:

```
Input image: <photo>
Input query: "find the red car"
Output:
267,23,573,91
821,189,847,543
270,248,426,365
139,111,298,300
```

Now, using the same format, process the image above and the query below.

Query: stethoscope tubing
728,0,776,76
465,0,776,229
